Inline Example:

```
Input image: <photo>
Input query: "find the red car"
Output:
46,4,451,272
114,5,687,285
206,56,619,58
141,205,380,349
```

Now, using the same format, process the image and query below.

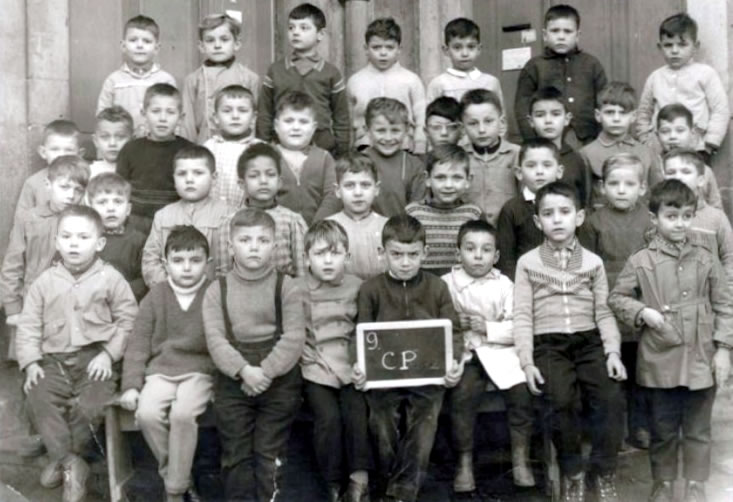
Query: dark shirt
559,142,592,209
100,225,148,302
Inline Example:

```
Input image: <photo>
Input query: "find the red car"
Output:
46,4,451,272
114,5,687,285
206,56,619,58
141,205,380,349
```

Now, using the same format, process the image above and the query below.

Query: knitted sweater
464,140,520,225
363,147,426,218
327,211,387,280
426,68,504,106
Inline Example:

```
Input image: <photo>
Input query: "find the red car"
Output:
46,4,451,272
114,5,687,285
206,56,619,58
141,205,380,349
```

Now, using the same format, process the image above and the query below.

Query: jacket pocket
645,316,684,351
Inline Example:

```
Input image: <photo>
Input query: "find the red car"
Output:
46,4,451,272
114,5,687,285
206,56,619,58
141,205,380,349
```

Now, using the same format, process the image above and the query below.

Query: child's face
121,27,159,67
426,161,471,205
383,240,426,281
533,193,584,247
658,33,697,70
368,115,408,157
164,247,209,288
657,117,695,151
199,24,241,63
444,36,481,72
462,103,504,148
274,107,317,150
517,147,563,193
288,17,323,52
663,157,704,194
595,104,635,139
214,96,256,138
47,176,85,211
38,134,81,165
458,231,498,279
144,95,181,141
651,203,695,243
93,120,132,163
365,36,401,71
56,216,105,270
336,170,379,219
89,191,131,231
602,166,646,211
174,158,214,202
425,116,462,148
306,239,347,284
543,17,579,55
529,100,570,142
241,155,281,204
230,224,275,271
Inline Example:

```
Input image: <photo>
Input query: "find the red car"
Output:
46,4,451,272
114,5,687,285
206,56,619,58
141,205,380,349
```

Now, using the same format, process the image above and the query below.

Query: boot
684,480,706,502
595,473,619,502
453,451,475,492
62,454,89,502
39,457,63,488
648,481,674,502
510,430,535,487
561,472,585,502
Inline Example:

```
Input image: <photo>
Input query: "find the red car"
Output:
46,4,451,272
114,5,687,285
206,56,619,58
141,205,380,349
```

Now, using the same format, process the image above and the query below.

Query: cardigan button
568,97,575,103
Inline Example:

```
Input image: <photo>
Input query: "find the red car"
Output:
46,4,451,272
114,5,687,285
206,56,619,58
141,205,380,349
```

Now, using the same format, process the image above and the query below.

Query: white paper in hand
474,346,526,390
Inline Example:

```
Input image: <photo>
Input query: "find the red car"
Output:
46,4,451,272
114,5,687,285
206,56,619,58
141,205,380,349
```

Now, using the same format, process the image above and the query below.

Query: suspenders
218,272,284,343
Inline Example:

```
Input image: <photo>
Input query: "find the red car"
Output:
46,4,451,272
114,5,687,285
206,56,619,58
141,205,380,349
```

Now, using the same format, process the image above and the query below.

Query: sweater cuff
4,301,22,316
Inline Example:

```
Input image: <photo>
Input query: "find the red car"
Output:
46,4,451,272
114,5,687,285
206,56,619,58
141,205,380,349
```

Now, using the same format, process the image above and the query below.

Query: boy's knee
76,398,106,424
169,405,199,428
136,405,165,428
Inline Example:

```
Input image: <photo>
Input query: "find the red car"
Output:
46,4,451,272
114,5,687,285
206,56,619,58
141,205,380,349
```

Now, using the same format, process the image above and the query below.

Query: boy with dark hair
515,4,607,147
424,97,463,150
90,106,134,179
257,2,350,156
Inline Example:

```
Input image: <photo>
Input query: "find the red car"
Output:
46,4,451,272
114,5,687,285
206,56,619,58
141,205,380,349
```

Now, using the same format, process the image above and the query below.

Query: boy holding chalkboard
353,214,463,502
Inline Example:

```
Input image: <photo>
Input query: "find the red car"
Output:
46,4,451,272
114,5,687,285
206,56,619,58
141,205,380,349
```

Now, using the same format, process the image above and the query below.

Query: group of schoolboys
1,2,731,502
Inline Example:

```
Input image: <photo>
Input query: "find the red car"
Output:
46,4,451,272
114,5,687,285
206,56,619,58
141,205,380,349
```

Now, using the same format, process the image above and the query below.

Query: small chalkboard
356,319,453,390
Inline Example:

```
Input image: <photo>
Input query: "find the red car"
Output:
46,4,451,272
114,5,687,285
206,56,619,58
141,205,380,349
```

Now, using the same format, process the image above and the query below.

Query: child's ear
78,146,86,158
639,182,648,197
514,167,523,182
556,164,565,180
198,40,207,55
594,109,602,124
44,176,52,190
96,236,107,253
526,115,536,130
373,180,381,196
333,183,342,199
649,211,658,228
563,111,573,127
533,214,542,231
575,208,585,228
316,29,325,43
38,145,48,161
493,249,500,265
441,44,450,57
233,38,242,52
424,171,431,188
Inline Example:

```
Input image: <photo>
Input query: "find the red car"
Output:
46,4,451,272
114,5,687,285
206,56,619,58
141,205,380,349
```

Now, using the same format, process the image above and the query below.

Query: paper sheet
474,346,526,390
502,47,532,71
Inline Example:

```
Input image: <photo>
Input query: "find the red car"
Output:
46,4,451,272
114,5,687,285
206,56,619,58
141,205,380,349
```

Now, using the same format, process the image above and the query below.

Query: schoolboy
204,85,263,208
406,144,482,277
526,86,592,208
424,97,463,150
327,153,388,280
513,181,626,501
515,4,607,147
362,97,427,218
181,13,261,143
609,179,733,502
353,214,463,502
90,106,134,179
347,17,427,153
636,13,729,160
442,220,535,492
460,89,520,226
426,18,503,106
579,82,659,209
257,3,350,156
120,226,215,502
233,142,307,277
97,15,176,137
16,205,137,502
14,120,83,216
301,220,371,502
87,173,148,301
117,83,194,226
142,145,233,287
273,91,341,224
202,208,305,502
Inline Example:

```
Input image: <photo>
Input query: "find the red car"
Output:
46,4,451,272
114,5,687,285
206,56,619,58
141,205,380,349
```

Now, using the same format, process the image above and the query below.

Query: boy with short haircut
17,205,137,502
526,86,592,208
460,89,520,226
406,144,482,277
234,142,307,277
424,97,463,150
272,91,341,224
347,17,427,153
579,82,659,209
181,13,261,143
203,208,305,502
204,84,263,208
354,214,463,502
442,220,535,492
362,97,426,218
142,145,233,287
514,181,626,501
90,106,134,179
120,226,216,502
87,173,147,301
636,13,729,159
97,15,176,137
301,220,371,502
327,154,388,280
257,3,350,156
609,179,733,502
426,18,503,106
515,4,607,147
117,83,194,226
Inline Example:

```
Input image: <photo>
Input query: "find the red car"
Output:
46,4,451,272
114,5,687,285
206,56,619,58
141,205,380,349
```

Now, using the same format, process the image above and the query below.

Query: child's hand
606,352,627,381
240,365,272,395
459,314,472,332
119,389,140,411
351,364,367,391
23,363,45,394
524,364,544,395
444,360,464,388
6,314,20,326
87,351,113,381
713,347,731,388
641,308,665,329
469,316,486,334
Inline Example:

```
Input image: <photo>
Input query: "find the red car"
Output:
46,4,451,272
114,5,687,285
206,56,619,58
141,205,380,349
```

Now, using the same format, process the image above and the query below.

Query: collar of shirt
210,133,256,145
540,237,580,271
543,47,582,59
286,50,324,74
105,225,126,236
306,271,344,291
664,58,695,71
450,265,502,292
386,269,423,286
522,186,536,202
597,132,636,147
424,195,465,209
36,202,58,218
446,67,482,80
203,57,235,68
122,62,160,78
650,233,688,257
55,257,104,282
245,198,277,210
468,138,503,157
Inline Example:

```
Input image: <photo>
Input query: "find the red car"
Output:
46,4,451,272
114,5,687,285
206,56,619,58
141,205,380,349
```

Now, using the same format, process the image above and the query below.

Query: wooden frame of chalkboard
356,319,453,390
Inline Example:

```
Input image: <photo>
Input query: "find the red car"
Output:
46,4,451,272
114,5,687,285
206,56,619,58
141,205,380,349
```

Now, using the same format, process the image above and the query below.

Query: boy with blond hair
90,106,134,179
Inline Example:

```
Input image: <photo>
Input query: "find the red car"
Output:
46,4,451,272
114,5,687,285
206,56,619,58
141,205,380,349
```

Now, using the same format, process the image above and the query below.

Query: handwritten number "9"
366,332,379,351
